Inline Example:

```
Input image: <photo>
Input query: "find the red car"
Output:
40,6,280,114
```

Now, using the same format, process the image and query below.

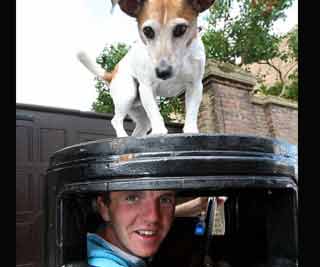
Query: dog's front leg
183,81,203,133
139,84,168,135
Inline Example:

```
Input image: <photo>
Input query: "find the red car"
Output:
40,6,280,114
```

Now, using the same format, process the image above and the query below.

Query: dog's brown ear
187,0,216,13
116,0,145,17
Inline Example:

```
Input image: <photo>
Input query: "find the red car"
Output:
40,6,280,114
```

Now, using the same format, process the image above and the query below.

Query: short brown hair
101,192,111,205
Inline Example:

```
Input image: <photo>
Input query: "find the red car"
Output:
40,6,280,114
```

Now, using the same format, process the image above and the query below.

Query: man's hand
175,196,227,217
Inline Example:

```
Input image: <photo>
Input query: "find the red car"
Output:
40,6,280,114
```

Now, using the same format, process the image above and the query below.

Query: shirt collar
87,233,147,267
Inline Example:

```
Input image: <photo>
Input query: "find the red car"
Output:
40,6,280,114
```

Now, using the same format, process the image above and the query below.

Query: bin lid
47,134,298,193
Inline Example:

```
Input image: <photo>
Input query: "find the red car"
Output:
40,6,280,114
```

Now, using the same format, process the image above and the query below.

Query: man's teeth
136,230,156,236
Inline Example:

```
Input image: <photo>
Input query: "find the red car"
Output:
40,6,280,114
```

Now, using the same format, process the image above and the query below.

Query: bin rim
48,133,297,168
47,134,298,189
56,175,298,196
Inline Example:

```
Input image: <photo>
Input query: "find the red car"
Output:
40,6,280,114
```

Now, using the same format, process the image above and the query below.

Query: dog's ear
187,0,216,13
115,0,145,17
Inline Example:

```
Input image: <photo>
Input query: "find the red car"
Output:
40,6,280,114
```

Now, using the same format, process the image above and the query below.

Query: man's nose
142,201,161,222
155,60,172,80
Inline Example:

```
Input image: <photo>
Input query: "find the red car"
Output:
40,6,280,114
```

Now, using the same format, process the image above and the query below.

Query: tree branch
257,59,284,85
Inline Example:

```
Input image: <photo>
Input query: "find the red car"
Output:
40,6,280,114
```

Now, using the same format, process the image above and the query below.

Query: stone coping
204,59,256,86
251,95,298,109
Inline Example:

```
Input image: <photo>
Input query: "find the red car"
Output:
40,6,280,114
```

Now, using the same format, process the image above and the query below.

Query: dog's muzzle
155,60,173,80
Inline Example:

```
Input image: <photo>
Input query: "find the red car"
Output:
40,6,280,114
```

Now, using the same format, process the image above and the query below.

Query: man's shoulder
88,253,131,267
61,261,126,267
88,258,127,267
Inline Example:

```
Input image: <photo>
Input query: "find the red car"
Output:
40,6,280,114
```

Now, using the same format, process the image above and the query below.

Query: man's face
98,190,176,258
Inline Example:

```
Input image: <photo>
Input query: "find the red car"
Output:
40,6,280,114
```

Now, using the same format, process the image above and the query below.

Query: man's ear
97,196,111,222
112,0,145,17
187,0,216,13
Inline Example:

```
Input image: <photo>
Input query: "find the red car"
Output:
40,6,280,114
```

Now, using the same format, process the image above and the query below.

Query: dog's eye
143,26,155,39
173,24,188,38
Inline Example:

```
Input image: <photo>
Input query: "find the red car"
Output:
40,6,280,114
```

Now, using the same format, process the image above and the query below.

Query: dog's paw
149,127,168,135
183,126,199,133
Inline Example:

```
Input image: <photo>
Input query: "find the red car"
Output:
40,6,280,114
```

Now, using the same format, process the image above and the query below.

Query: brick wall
199,59,298,145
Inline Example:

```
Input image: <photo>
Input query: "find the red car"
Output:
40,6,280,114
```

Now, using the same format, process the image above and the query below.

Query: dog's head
113,0,215,80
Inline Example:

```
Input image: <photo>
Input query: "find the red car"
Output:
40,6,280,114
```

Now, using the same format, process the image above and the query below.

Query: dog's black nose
155,65,173,80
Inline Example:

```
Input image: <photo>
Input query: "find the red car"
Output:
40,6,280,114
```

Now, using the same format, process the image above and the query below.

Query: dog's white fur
78,0,215,137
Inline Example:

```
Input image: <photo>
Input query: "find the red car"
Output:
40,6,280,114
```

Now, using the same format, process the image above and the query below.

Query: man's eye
160,196,174,205
143,26,155,39
125,195,139,203
173,24,188,38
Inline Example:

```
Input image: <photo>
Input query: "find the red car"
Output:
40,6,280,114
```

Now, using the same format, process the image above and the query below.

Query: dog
77,0,216,137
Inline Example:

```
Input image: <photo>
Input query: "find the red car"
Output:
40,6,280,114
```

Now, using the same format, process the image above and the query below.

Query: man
87,190,176,267
87,190,225,267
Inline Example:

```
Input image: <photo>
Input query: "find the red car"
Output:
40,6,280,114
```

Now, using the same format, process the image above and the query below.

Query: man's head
96,190,176,258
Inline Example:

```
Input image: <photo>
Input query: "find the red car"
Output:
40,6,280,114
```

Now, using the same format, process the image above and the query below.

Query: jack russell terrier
77,0,216,137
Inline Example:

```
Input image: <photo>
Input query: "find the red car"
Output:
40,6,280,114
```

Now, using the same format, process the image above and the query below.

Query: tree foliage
202,0,294,65
159,96,185,122
91,43,129,114
255,25,298,101
202,0,297,101
283,26,298,101
287,25,298,60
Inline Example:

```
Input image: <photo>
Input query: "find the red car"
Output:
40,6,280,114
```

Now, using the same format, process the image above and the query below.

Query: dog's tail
76,51,114,83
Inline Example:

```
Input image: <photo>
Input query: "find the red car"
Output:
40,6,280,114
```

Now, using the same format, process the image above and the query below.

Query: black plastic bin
45,133,298,267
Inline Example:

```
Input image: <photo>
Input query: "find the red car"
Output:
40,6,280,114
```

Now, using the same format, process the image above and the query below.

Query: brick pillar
198,60,256,235
198,84,218,133
198,59,256,135
251,96,298,144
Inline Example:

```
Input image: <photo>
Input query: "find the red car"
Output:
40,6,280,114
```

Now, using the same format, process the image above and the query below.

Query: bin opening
56,187,297,267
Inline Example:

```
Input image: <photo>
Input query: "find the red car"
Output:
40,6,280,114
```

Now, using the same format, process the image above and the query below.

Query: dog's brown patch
137,0,197,26
102,63,120,83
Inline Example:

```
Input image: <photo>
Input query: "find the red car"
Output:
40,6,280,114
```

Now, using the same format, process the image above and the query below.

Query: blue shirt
87,233,147,267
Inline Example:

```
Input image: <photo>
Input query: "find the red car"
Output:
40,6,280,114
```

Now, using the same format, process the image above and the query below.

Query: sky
16,0,298,112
